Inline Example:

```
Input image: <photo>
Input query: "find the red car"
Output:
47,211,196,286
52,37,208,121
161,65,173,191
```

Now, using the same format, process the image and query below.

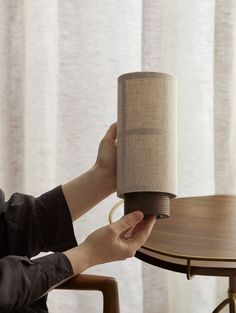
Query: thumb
112,211,144,234
104,122,117,141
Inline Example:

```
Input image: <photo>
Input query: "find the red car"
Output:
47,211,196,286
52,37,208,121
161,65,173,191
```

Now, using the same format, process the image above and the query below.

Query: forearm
63,244,91,275
62,164,115,221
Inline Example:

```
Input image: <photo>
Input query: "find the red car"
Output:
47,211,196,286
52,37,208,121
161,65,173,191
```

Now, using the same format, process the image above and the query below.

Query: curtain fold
0,1,235,312
0,1,24,194
23,0,59,194
214,0,236,195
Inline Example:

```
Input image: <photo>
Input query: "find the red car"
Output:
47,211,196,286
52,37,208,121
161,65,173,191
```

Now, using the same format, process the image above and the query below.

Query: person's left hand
94,122,117,192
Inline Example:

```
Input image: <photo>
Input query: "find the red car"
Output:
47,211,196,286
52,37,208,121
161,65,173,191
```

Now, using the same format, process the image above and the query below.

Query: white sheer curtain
0,1,235,312
142,1,236,312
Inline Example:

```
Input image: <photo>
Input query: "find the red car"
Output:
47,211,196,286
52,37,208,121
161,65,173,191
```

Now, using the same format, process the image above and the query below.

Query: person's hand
79,211,156,267
94,122,117,192
63,211,156,275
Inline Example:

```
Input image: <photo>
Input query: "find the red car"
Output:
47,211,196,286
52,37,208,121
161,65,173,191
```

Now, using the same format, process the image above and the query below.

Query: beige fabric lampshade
117,72,177,218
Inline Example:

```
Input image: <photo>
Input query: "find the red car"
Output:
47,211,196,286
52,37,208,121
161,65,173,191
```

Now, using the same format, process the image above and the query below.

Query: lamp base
124,192,170,219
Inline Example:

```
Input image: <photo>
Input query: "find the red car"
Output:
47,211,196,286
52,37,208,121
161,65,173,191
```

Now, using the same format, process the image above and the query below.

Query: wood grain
136,195,236,277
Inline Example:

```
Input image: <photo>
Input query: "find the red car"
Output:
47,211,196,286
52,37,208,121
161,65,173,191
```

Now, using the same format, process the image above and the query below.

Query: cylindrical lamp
117,72,177,219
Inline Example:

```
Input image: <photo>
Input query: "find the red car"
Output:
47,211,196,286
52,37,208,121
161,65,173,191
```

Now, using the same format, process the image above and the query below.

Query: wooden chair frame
56,274,120,313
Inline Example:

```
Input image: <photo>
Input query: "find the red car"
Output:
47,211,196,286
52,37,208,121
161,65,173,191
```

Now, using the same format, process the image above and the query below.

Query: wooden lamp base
124,192,170,219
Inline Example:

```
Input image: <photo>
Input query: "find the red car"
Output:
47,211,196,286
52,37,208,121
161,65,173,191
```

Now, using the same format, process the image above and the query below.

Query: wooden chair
56,274,120,313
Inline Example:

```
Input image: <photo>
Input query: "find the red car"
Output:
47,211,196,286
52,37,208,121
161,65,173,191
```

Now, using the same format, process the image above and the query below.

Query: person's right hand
63,211,156,275
80,211,155,267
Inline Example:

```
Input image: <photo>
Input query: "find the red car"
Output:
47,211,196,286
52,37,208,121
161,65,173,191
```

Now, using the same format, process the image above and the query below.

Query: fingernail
132,210,144,220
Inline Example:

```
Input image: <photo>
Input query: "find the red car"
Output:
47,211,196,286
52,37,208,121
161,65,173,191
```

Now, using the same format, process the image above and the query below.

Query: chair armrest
56,274,120,313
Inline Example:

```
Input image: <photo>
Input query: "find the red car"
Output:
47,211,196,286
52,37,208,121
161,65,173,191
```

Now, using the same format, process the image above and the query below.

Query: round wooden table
135,195,236,313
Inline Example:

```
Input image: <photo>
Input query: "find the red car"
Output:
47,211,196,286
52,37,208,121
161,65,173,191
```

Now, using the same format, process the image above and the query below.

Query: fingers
104,122,117,141
112,211,144,233
129,215,156,247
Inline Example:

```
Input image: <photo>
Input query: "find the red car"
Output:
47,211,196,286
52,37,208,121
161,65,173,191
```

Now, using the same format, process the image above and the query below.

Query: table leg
212,277,236,313
229,299,236,313
229,277,236,313
212,299,230,313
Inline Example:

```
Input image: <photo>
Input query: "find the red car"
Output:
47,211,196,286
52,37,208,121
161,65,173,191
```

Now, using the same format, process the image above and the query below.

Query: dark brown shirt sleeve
0,252,73,312
2,185,77,257
0,185,78,312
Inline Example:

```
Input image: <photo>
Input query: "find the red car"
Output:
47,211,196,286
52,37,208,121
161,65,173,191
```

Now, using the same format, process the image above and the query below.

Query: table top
136,195,236,278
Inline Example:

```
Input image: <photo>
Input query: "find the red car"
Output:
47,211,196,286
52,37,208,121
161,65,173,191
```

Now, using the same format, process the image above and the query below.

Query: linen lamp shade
117,72,177,218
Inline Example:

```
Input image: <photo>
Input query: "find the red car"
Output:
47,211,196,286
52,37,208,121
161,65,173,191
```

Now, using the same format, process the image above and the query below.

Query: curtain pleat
214,0,236,195
23,0,59,195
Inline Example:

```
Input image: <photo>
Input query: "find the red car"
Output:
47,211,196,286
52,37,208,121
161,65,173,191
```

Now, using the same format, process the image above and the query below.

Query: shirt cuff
35,185,77,252
32,252,74,287
0,253,74,311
